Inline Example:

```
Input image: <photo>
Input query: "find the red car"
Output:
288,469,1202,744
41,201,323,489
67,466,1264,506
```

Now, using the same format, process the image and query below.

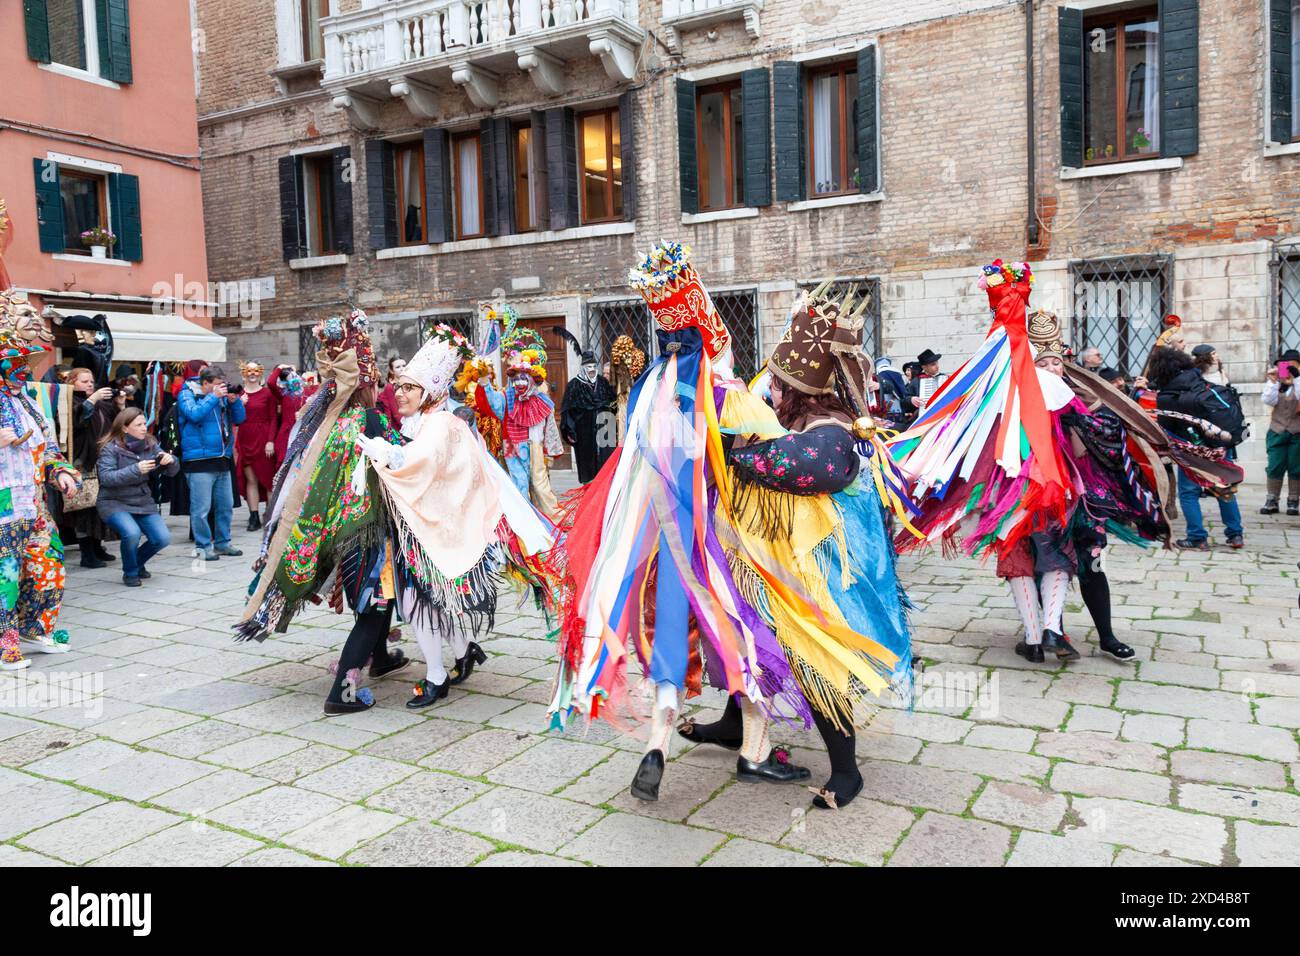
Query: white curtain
1142,29,1160,153
458,138,481,236
812,74,835,193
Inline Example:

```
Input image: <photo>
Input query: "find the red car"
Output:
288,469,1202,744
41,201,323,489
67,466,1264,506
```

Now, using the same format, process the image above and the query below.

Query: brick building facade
196,0,1300,469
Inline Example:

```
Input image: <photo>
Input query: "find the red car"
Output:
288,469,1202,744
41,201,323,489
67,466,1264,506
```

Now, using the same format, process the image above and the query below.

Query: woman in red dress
267,364,307,466
234,361,279,531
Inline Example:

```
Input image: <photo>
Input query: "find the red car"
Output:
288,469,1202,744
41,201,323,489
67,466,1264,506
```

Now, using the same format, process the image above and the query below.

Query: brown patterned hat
768,284,866,395
1029,309,1068,359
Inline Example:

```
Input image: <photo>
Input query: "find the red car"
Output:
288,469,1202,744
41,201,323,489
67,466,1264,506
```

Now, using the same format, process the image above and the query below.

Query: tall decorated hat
1028,310,1069,359
403,324,471,402
768,281,868,395
312,308,379,389
627,240,731,360
489,302,549,382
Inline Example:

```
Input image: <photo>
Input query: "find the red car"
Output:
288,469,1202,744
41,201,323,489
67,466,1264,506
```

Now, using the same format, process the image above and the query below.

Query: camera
154,452,165,466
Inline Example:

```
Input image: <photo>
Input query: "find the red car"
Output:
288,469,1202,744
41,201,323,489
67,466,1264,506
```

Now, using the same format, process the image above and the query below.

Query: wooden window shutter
278,156,303,261
675,78,697,215
24,0,51,64
772,61,805,202
545,107,578,231
479,119,499,237
1159,0,1199,158
108,172,142,261
492,117,515,236
32,158,64,253
330,147,354,254
364,139,396,250
740,68,771,207
1058,6,1084,169
856,47,880,194
95,0,133,84
423,128,453,244
1272,0,1294,144
619,91,637,222
529,111,550,231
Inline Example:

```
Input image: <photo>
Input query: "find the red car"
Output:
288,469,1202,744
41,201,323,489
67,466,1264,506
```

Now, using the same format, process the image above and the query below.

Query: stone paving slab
3,511,1295,866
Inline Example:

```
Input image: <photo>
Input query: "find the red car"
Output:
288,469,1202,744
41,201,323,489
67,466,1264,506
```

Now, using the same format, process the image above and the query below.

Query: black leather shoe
1099,634,1136,662
323,698,374,716
79,554,106,569
630,750,665,802
676,717,742,751
123,576,141,588
138,568,151,579
369,648,409,678
1015,641,1046,663
93,545,115,563
247,512,261,531
406,677,450,709
736,749,811,784
1047,630,1080,661
449,642,487,685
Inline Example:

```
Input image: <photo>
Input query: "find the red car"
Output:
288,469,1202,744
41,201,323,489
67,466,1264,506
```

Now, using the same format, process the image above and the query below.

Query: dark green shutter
108,173,142,261
856,47,879,194
95,0,133,84
364,139,396,250
1272,0,1294,143
773,61,805,202
676,78,697,215
1058,7,1084,168
24,0,50,63
479,119,498,237
545,107,578,230
1159,0,1199,158
619,91,636,222
423,129,453,244
278,156,303,260
33,158,63,253
492,117,514,235
330,147,353,254
740,69,771,207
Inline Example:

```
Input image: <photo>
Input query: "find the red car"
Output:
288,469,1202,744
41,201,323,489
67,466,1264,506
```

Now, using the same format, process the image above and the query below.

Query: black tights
1077,560,1117,647
326,603,394,703
810,706,860,798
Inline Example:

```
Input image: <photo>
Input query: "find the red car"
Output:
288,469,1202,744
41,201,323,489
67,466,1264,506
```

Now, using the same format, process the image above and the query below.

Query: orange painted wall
0,0,210,326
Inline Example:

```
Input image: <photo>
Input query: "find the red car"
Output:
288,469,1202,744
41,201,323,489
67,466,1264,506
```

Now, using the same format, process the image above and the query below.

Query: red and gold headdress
627,241,730,360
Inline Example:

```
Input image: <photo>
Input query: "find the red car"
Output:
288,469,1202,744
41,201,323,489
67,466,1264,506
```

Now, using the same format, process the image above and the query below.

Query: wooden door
520,315,571,471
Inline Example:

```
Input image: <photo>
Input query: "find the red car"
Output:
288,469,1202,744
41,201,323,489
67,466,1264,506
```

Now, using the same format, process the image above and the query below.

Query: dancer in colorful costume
0,313,80,669
355,325,562,708
550,242,899,803
608,334,647,445
235,309,412,714
680,282,915,809
469,305,562,518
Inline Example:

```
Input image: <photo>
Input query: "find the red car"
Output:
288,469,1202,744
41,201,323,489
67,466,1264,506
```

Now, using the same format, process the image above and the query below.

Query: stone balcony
660,0,762,53
322,0,644,126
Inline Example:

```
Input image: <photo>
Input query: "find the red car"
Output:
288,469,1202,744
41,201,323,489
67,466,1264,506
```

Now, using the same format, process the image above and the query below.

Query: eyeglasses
395,382,423,394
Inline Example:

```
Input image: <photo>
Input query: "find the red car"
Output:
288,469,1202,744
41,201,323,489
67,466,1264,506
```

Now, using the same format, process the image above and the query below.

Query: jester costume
235,310,415,713
0,299,79,669
470,305,563,518
356,325,563,709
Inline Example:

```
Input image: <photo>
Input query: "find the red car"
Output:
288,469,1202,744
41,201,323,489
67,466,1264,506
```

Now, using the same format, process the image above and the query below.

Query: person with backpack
1148,347,1245,550
1261,349,1300,516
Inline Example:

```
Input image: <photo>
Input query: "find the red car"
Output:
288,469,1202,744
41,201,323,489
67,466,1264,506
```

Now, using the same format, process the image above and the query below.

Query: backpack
1160,378,1247,448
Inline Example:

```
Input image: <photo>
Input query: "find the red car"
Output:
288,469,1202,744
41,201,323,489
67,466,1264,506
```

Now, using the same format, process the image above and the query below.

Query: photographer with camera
178,366,246,560
1262,349,1300,516
96,408,179,587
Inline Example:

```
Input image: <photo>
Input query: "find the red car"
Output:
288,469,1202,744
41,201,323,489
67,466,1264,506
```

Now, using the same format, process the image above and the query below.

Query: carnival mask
581,362,598,382
282,373,304,396
510,372,534,398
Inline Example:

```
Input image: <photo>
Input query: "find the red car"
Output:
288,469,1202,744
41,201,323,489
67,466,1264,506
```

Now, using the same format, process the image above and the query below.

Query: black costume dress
560,373,616,484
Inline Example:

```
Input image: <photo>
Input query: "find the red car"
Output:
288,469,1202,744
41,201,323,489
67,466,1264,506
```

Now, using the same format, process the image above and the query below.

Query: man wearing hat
907,348,945,410
1262,349,1300,515
559,349,615,485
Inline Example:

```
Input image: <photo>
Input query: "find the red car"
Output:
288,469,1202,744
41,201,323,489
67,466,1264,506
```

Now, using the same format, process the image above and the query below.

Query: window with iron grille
713,289,761,380
1274,247,1300,356
797,277,882,358
298,323,319,372
584,297,655,366
1069,255,1171,377
421,312,477,345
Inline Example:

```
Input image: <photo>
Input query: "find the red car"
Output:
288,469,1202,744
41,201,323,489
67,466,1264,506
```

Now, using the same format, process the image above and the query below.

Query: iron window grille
421,312,477,345
298,323,319,372
584,297,655,366
1272,245,1300,357
797,277,883,358
713,289,761,381
1069,255,1172,377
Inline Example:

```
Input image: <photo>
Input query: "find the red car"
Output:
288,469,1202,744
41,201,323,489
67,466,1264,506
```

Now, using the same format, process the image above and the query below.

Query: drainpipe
1026,0,1040,247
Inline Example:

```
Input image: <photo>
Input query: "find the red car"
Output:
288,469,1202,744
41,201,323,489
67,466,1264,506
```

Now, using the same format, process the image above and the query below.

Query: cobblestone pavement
0,496,1296,867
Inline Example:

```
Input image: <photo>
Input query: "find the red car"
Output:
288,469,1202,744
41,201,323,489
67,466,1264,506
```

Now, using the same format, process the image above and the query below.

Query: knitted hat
1028,310,1068,359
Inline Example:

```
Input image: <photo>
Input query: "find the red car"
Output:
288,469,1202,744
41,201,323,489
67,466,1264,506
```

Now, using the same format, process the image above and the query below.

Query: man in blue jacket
179,366,246,560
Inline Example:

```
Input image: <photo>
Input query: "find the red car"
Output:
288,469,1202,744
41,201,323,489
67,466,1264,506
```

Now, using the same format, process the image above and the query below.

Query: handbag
62,471,99,512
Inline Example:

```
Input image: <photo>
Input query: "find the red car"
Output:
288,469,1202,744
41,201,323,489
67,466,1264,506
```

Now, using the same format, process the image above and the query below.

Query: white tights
400,589,470,685
1007,570,1070,644
648,681,678,754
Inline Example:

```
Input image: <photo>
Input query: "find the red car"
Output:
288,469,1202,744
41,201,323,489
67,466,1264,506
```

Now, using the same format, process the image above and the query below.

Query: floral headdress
977,259,1034,291
627,240,731,360
312,308,379,388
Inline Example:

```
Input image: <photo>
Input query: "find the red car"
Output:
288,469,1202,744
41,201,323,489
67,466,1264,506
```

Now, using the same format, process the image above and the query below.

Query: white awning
94,311,227,363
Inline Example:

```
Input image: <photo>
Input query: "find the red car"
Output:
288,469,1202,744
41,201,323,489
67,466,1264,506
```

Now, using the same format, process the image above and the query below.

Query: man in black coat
560,351,616,484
